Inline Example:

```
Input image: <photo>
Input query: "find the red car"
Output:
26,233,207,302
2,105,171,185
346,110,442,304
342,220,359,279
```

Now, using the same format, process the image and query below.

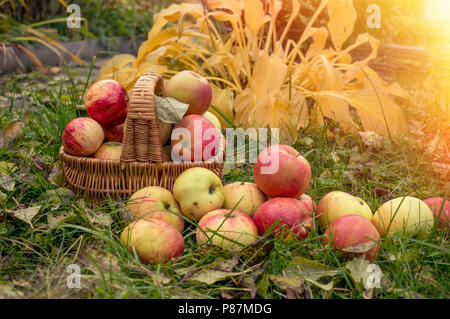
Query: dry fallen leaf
342,241,377,254
0,191,6,203
0,284,24,299
281,257,341,291
269,274,311,299
345,257,384,291
78,246,120,275
2,121,25,148
0,172,15,192
9,206,42,227
47,211,76,228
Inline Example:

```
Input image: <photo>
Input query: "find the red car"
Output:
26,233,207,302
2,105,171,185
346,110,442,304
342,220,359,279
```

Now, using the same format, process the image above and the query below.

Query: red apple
253,197,314,239
223,182,267,217
323,214,380,261
120,219,185,264
297,193,316,214
62,117,104,156
423,197,450,230
92,142,122,160
164,70,212,116
85,80,128,126
171,114,221,162
102,123,123,142
196,209,258,250
253,144,311,198
126,186,184,233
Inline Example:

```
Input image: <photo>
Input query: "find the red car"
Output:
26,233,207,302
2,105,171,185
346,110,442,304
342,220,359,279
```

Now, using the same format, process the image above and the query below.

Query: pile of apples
61,70,223,162
120,144,449,264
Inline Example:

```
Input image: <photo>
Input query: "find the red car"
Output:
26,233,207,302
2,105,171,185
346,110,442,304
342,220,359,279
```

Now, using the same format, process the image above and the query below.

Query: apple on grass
171,114,222,162
223,182,267,217
423,197,449,230
323,214,380,261
196,209,258,250
253,144,311,198
253,197,314,239
126,186,184,233
120,219,184,264
297,193,316,214
372,196,434,237
316,191,373,227
85,79,128,126
173,167,224,221
164,70,212,116
92,142,122,160
62,117,104,156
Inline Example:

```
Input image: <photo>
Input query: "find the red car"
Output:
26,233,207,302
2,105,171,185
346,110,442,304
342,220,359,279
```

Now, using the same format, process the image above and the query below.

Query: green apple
317,191,373,227
202,111,221,129
372,196,434,237
173,167,224,221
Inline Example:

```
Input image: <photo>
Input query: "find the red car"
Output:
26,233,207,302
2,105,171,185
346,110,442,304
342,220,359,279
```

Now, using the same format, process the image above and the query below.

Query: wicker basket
60,72,224,200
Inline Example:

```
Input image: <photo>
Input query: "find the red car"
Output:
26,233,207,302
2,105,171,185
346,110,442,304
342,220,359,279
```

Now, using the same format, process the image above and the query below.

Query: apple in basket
102,123,123,142
120,219,184,264
85,79,128,126
253,144,312,198
202,111,221,129
196,209,258,250
62,117,104,156
126,186,184,233
92,142,122,160
163,70,212,116
171,114,222,162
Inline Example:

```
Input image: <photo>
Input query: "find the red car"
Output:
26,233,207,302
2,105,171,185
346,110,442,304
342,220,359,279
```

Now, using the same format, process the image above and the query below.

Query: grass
0,62,449,299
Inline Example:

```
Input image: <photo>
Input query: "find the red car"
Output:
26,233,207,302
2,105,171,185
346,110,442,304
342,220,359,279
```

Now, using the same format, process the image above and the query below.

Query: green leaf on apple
154,96,189,124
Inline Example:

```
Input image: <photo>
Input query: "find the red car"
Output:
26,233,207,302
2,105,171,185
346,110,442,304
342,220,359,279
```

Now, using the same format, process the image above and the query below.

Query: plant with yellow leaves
98,0,408,145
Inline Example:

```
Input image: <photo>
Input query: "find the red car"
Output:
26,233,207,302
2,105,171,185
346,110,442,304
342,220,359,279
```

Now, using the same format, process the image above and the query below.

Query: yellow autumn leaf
244,0,266,35
251,54,287,98
210,87,235,128
315,55,357,131
327,0,357,51
316,89,407,138
305,27,330,60
154,3,203,23
97,54,136,80
207,0,243,16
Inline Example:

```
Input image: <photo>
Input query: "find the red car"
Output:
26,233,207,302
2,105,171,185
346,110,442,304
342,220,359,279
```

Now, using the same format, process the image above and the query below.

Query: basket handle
120,72,165,163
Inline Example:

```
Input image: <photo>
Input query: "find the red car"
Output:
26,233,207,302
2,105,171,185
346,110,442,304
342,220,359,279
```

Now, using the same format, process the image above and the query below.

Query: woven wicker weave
60,72,224,200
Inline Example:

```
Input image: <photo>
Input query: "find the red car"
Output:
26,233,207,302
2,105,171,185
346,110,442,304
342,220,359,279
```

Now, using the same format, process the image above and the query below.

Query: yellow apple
126,186,184,233
196,209,258,250
317,191,373,227
223,182,267,217
173,167,224,221
120,219,184,264
372,196,434,237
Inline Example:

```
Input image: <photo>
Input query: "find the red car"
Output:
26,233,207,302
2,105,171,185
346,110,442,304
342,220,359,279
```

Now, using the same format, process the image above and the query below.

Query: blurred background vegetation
0,0,439,46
